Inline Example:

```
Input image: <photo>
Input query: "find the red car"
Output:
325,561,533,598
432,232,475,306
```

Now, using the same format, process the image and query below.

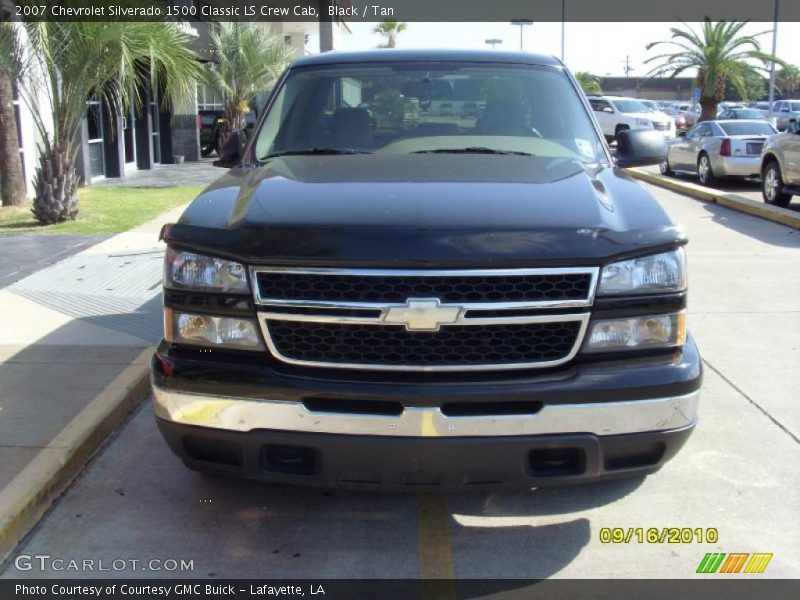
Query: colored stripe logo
697,553,772,574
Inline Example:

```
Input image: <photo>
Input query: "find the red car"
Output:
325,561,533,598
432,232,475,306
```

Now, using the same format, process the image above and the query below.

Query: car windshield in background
729,109,766,119
791,102,800,111
254,63,606,164
719,121,776,136
612,100,652,113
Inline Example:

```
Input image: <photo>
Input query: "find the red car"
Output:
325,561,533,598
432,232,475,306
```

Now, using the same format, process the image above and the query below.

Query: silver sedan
659,119,777,185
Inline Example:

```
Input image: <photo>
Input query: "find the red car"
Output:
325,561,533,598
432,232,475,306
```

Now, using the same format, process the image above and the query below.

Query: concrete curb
629,168,800,230
0,348,152,564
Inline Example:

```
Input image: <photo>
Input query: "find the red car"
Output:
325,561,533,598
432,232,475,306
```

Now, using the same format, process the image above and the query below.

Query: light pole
768,0,780,112
510,20,533,51
485,38,503,50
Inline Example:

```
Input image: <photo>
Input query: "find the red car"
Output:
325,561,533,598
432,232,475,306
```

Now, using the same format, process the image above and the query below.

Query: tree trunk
32,141,79,224
699,96,718,122
0,65,27,207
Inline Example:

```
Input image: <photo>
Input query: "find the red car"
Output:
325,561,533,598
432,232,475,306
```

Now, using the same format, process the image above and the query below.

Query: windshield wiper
262,148,372,159
412,147,534,156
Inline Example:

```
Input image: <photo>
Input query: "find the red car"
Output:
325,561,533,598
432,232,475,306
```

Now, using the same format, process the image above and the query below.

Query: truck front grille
255,271,592,304
251,267,598,371
267,320,582,368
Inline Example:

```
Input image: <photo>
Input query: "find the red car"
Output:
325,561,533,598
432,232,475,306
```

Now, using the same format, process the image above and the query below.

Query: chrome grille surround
250,267,599,372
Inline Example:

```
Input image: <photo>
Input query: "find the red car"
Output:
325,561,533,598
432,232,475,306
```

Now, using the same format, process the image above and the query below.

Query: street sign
692,87,701,101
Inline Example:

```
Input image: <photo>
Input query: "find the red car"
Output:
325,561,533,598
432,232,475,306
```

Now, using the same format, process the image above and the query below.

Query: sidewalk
0,202,187,561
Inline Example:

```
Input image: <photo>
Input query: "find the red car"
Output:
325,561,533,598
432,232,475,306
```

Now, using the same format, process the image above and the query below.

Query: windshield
719,122,776,136
729,109,765,119
254,62,606,164
641,101,659,112
612,100,652,113
791,102,800,111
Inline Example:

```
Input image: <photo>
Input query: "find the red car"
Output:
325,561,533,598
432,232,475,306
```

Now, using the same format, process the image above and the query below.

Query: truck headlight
165,248,249,293
598,248,686,295
165,309,264,350
583,311,686,352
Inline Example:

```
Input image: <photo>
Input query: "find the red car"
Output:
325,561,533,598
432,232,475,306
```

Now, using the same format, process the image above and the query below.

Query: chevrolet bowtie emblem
383,298,462,331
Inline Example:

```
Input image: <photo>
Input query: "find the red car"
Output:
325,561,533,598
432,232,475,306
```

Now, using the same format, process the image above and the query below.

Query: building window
86,98,105,179
197,84,224,111
11,81,25,182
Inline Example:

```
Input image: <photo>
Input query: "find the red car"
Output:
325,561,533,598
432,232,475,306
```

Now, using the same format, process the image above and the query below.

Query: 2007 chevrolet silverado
151,50,702,490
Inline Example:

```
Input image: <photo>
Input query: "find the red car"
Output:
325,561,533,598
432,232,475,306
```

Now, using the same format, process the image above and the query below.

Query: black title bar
2,0,800,22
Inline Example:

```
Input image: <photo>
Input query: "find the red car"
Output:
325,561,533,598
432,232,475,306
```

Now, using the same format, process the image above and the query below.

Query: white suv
588,96,676,143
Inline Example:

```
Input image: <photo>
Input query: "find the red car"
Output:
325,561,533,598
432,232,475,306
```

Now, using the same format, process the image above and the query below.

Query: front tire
697,153,716,186
762,161,792,208
659,158,674,176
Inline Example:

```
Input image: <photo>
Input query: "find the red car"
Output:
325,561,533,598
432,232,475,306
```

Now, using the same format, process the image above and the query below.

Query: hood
163,154,684,267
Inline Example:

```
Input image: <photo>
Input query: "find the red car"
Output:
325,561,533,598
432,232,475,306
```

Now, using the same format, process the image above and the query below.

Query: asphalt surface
1,182,799,580
0,234,109,289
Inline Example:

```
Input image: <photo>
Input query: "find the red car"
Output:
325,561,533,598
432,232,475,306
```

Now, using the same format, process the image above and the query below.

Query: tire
201,145,213,158
697,153,716,186
614,124,629,145
659,158,674,176
762,161,793,208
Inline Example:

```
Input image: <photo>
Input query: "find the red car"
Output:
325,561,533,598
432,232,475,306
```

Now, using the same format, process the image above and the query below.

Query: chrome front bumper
152,383,699,438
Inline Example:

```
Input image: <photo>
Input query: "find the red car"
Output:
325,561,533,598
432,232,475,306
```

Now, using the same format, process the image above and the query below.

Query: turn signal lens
165,309,263,350
583,311,686,353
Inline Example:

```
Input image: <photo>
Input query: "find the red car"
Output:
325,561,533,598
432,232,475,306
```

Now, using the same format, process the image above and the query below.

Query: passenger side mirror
614,129,668,168
212,128,248,168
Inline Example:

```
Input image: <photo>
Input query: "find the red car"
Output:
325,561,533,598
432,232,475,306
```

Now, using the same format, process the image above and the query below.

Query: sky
314,21,800,78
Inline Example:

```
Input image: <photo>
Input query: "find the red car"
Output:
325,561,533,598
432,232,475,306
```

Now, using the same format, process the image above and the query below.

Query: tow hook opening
262,444,318,475
528,447,585,477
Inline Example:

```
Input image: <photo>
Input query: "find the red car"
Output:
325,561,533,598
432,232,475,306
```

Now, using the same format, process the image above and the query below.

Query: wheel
201,145,214,157
697,153,716,186
659,158,674,176
614,124,629,145
762,161,792,208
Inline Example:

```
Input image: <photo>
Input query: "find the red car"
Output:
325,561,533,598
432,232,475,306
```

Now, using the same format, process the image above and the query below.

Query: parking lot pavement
640,164,800,213
0,234,109,288
1,182,798,580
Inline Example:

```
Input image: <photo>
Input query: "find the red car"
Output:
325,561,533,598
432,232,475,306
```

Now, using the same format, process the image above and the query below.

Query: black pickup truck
152,50,702,490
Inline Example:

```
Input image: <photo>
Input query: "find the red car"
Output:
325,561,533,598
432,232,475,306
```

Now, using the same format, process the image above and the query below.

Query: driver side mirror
614,129,668,168
212,128,249,168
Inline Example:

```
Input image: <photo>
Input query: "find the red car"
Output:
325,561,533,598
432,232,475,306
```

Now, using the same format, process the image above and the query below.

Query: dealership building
9,5,349,196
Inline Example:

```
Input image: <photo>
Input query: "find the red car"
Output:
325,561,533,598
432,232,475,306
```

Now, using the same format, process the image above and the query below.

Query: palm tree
203,23,294,131
644,20,782,121
574,72,602,95
373,21,407,49
776,65,800,98
0,22,200,224
0,23,26,207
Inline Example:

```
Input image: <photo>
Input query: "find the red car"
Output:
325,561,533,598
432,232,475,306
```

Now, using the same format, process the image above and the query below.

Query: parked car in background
718,108,768,121
659,105,689,132
588,95,676,143
200,109,258,157
769,100,800,131
676,103,699,126
749,101,772,112
760,118,800,207
660,119,777,185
